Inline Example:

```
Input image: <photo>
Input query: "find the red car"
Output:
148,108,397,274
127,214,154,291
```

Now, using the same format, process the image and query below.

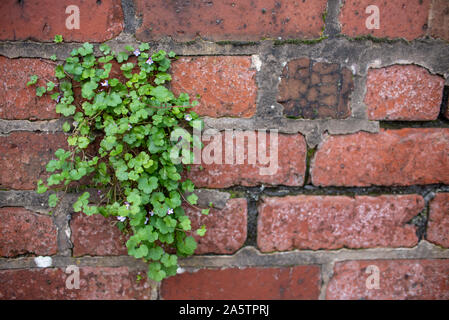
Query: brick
0,56,58,120
0,207,57,257
161,266,321,300
257,195,422,252
366,65,444,121
187,132,307,188
0,267,153,300
339,0,431,40
71,198,247,256
70,212,128,257
0,132,67,190
0,0,123,42
428,0,449,41
135,0,327,42
311,129,449,187
184,198,247,254
427,193,449,248
171,56,256,118
278,58,353,119
327,260,449,300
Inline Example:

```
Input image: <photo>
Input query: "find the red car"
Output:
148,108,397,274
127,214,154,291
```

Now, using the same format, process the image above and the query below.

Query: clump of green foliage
28,38,207,281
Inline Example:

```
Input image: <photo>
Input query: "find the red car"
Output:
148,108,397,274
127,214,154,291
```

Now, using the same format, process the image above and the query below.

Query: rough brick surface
187,132,306,188
327,260,449,300
0,207,57,257
366,65,444,121
70,212,128,257
427,193,449,248
429,0,449,41
71,199,247,256
135,0,327,41
311,129,449,187
278,58,353,119
161,266,321,300
0,132,67,190
339,0,431,40
184,198,247,254
0,267,153,300
0,0,123,42
0,56,58,120
171,57,257,118
258,195,422,252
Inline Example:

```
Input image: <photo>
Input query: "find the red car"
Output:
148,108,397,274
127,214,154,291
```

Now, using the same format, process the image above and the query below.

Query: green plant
28,40,208,281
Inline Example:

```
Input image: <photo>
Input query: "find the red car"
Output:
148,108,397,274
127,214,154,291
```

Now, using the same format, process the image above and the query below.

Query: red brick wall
0,0,449,300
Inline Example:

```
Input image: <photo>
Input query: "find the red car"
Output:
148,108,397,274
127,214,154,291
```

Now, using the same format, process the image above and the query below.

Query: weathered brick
427,193,449,248
258,195,422,252
428,0,449,41
0,267,153,300
70,212,128,257
0,132,67,190
184,198,247,254
187,132,307,188
327,260,449,300
0,56,58,120
135,0,327,42
161,266,321,300
311,129,449,187
0,207,57,257
0,0,123,42
70,198,247,256
366,65,444,121
277,58,353,119
171,56,257,118
339,0,431,40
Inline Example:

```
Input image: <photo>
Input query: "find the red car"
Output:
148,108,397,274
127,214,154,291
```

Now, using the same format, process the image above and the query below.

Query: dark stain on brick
277,58,353,119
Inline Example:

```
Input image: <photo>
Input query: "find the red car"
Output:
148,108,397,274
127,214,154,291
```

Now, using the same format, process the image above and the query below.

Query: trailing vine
28,37,207,281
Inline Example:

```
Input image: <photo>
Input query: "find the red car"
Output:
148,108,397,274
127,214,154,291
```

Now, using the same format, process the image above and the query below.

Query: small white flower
73,121,78,127
133,49,140,56
117,216,126,222
128,124,132,130
145,217,149,224
100,80,108,87
167,208,174,215
184,114,192,121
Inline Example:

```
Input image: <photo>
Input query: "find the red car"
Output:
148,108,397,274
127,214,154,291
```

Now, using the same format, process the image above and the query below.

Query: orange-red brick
0,0,123,42
340,0,431,40
427,193,449,248
135,0,327,41
311,129,449,187
365,65,444,121
0,56,58,120
161,266,321,300
0,132,67,190
0,267,153,299
257,195,422,252
327,260,449,300
171,56,257,118
187,132,307,188
0,207,57,257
